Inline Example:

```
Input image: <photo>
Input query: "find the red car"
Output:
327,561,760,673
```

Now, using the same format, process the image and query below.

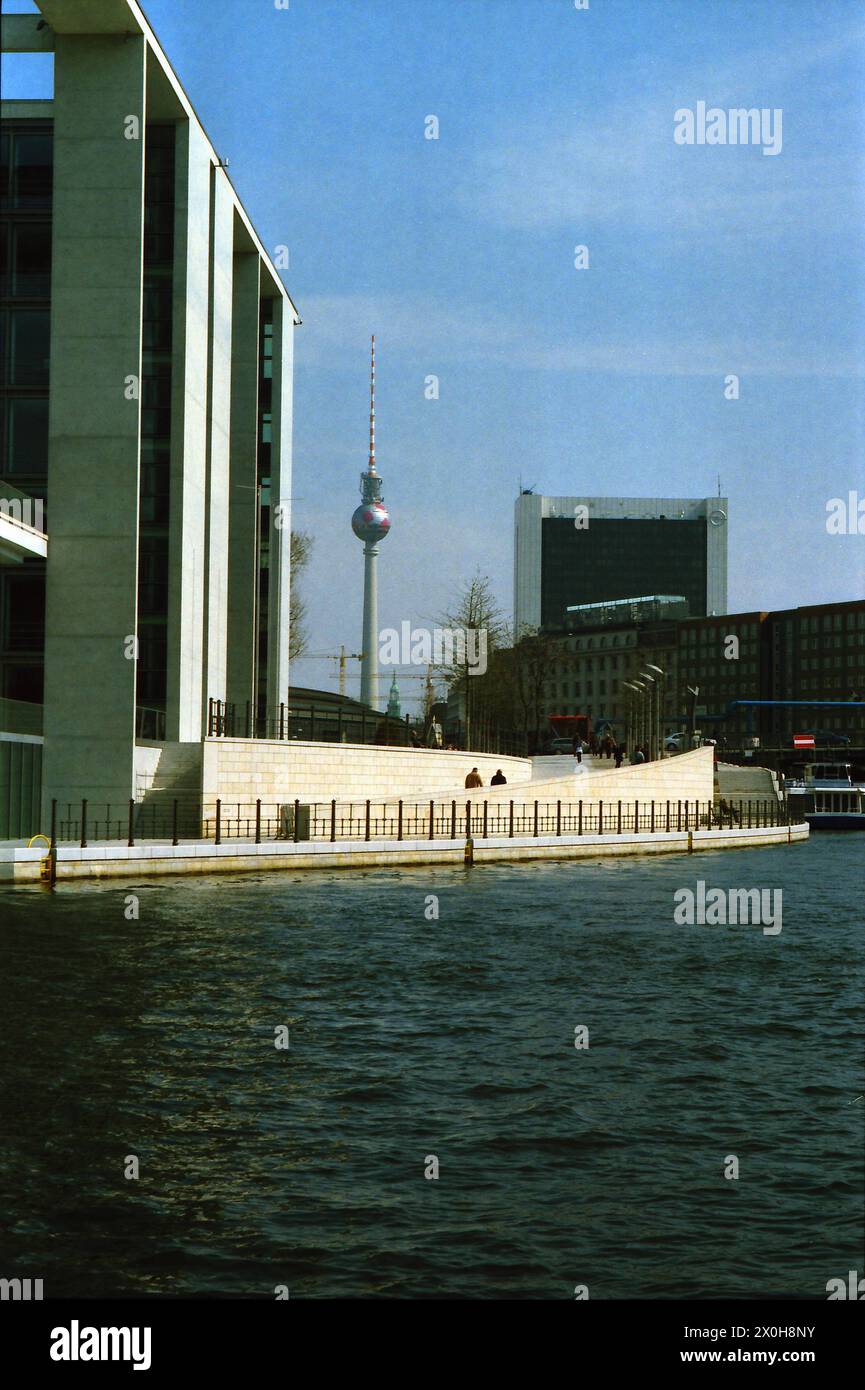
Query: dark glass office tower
514,493,728,634
541,515,708,627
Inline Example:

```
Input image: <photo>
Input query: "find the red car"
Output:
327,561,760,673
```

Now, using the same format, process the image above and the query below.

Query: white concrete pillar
41,33,147,822
165,120,211,742
201,169,235,726
266,295,294,713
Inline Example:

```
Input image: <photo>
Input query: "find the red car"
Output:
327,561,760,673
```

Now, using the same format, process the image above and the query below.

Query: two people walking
465,767,507,788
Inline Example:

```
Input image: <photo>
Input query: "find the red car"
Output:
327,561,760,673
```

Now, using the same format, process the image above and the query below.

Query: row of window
796,634,858,650
792,612,864,631
682,669,761,682
800,676,861,691
136,124,176,715
682,635,760,651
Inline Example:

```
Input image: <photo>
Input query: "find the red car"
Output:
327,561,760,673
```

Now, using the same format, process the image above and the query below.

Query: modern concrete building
514,492,728,633
1,0,299,829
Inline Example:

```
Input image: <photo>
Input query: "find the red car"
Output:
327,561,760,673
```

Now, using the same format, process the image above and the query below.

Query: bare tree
288,529,313,659
438,571,508,749
506,626,561,753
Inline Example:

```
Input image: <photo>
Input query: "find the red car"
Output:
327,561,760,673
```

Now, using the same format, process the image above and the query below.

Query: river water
0,834,861,1299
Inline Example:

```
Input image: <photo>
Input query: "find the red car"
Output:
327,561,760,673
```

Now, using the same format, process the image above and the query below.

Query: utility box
280,803,311,840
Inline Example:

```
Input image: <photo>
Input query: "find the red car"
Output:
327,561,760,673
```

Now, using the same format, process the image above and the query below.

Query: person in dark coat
615,745,624,769
491,770,507,785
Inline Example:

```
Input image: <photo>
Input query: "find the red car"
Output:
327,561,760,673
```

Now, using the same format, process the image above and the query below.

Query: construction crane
297,652,444,708
300,646,364,697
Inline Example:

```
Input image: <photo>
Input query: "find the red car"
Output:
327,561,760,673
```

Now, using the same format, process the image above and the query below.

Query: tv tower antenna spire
368,333,377,474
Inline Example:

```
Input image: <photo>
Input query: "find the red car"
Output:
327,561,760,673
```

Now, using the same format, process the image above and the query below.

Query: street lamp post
686,684,700,750
645,663,666,760
639,672,653,761
635,679,648,752
623,679,647,757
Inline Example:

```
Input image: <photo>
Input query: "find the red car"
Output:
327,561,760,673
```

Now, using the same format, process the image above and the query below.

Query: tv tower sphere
351,499,391,543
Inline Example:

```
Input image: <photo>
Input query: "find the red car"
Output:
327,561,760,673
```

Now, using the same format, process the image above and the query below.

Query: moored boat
784,762,865,830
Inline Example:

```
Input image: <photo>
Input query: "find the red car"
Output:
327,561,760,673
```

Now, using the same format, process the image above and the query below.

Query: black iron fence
207,698,417,746
206,699,530,755
45,794,792,848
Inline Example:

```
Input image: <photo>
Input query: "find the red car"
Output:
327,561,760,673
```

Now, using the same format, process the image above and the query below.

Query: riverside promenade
1,748,807,884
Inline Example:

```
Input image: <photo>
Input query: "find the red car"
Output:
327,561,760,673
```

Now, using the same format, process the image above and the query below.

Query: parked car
805,730,851,746
665,733,686,752
548,736,588,753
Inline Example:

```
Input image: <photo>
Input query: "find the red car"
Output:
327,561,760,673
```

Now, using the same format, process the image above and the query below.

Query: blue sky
4,0,864,706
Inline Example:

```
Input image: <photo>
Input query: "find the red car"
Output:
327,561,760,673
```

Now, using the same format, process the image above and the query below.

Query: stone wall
201,738,533,806
466,745,716,809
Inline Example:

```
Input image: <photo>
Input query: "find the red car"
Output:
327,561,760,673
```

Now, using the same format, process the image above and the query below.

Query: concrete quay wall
1,821,808,884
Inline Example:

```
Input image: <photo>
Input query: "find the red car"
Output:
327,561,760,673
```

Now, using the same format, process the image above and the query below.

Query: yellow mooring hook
28,835,55,885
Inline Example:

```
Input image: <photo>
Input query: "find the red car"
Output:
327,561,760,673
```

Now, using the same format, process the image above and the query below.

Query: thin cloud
453,24,865,237
297,292,865,380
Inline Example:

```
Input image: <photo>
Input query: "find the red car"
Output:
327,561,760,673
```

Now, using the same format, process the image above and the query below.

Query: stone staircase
716,761,784,809
136,742,203,837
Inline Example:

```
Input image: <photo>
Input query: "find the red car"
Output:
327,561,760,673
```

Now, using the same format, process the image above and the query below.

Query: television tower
351,335,391,708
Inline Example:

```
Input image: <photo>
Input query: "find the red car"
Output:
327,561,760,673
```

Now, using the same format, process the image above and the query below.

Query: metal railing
44,794,792,849
207,697,418,746
205,699,530,754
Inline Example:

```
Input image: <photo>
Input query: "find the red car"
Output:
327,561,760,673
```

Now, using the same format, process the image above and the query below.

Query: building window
0,130,52,211
2,222,52,298
2,395,48,474
1,307,50,385
2,568,45,651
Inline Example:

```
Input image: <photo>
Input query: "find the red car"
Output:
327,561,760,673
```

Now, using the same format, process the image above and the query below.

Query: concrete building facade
539,597,865,750
541,612,679,743
0,0,299,827
514,492,728,634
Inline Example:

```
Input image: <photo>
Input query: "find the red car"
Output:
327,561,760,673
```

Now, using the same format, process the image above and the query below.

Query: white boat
784,762,865,830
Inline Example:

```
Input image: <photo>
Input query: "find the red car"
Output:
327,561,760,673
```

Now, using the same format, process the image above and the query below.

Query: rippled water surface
1,835,862,1298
